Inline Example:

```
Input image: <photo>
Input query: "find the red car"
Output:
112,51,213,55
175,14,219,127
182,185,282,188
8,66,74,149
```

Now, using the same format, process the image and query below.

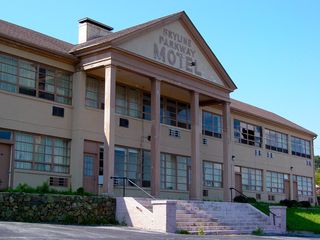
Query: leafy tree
315,156,320,169
316,169,320,186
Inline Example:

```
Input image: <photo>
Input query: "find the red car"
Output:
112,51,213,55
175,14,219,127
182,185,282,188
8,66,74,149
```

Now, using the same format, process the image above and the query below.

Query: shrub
252,227,264,236
176,229,190,234
197,227,205,236
233,195,256,203
279,199,301,208
299,201,311,208
4,182,93,196
233,195,247,203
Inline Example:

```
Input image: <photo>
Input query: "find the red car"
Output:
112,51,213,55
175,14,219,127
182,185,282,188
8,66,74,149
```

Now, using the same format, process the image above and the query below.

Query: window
241,167,262,191
85,77,104,109
84,155,94,176
234,119,262,147
14,132,70,173
202,111,222,138
115,85,141,118
160,153,190,191
265,129,288,153
291,136,311,159
266,171,288,193
0,53,72,104
114,147,150,187
203,161,222,187
160,98,191,129
296,175,312,196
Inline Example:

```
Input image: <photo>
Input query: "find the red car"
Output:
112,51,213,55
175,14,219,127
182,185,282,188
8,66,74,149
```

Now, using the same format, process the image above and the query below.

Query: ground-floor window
266,171,288,193
160,153,190,191
203,161,222,187
114,146,150,187
14,132,70,173
295,175,313,196
241,167,262,191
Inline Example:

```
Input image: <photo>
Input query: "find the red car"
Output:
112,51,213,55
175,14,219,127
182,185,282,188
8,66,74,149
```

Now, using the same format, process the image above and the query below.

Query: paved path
0,222,319,240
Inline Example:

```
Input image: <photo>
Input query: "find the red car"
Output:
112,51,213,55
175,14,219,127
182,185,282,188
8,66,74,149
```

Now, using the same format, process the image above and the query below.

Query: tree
316,169,320,186
315,156,320,169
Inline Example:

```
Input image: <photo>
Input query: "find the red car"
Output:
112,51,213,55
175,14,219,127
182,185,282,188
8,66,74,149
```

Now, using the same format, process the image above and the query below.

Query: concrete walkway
0,222,319,240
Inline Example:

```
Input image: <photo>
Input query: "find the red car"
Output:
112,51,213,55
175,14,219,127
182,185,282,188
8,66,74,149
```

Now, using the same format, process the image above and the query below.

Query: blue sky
2,0,320,154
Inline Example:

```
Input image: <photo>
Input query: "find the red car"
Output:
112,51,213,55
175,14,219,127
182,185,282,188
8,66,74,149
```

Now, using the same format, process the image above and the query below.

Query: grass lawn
251,203,320,234
287,207,320,233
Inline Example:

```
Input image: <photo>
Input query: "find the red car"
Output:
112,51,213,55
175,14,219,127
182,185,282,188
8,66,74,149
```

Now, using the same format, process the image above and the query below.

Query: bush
252,227,264,236
233,195,256,203
279,199,301,208
299,201,311,208
5,182,93,196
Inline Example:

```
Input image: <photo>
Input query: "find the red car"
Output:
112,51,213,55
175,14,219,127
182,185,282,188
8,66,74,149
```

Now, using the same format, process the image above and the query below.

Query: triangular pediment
116,13,236,90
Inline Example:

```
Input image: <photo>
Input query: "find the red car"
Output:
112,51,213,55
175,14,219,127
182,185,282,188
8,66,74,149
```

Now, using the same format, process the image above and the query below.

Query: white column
223,102,232,201
151,78,161,197
190,91,201,200
70,70,86,190
103,65,116,194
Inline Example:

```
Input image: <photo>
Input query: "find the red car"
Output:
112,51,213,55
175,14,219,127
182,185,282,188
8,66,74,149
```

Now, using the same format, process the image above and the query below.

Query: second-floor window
265,129,288,153
0,53,72,105
234,119,262,147
291,136,311,159
202,111,222,138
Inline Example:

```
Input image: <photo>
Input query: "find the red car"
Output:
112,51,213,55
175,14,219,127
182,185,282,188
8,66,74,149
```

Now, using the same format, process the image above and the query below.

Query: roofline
0,34,77,62
78,17,114,31
230,101,317,137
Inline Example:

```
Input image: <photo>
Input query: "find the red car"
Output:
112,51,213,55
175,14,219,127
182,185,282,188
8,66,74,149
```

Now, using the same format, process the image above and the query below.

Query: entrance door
0,144,11,190
284,179,290,199
83,154,98,194
235,173,242,196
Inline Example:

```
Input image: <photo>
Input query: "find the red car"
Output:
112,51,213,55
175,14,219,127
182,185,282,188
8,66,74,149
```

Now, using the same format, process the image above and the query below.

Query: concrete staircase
176,201,276,235
134,198,277,235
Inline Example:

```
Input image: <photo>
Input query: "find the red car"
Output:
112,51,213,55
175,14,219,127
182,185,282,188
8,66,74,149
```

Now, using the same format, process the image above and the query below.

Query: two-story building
0,11,317,203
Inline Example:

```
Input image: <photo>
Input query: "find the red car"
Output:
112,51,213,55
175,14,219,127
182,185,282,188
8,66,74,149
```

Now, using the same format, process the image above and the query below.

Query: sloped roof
0,19,75,59
231,99,317,137
70,12,182,53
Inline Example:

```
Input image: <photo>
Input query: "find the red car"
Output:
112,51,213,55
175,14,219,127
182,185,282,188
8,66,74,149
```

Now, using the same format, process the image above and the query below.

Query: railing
229,187,276,225
110,176,156,200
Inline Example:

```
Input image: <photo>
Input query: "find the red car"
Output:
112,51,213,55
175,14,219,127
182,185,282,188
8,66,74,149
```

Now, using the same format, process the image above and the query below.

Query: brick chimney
78,17,113,44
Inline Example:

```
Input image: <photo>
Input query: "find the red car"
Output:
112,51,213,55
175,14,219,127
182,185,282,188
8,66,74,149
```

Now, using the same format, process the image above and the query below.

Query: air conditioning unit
169,128,181,138
202,138,208,145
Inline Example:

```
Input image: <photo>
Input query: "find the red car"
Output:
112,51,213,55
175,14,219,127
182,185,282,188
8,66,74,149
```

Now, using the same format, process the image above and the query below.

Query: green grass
287,207,320,233
251,202,320,234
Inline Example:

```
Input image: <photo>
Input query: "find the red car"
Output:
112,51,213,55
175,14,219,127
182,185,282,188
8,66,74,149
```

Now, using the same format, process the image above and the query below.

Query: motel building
0,11,317,204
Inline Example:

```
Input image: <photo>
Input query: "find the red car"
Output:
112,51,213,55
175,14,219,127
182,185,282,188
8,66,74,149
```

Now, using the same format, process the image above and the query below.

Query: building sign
118,21,224,86
153,28,202,77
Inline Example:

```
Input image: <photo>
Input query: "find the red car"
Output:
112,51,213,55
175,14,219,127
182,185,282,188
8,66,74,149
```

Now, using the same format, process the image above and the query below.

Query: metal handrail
229,187,277,225
110,176,156,200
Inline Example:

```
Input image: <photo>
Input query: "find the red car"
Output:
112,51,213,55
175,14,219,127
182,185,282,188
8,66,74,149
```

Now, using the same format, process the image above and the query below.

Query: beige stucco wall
0,39,315,203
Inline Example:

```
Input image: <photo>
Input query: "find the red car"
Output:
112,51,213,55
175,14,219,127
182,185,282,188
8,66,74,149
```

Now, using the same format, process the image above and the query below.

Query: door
0,144,11,190
235,173,242,196
284,179,290,199
83,154,98,194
